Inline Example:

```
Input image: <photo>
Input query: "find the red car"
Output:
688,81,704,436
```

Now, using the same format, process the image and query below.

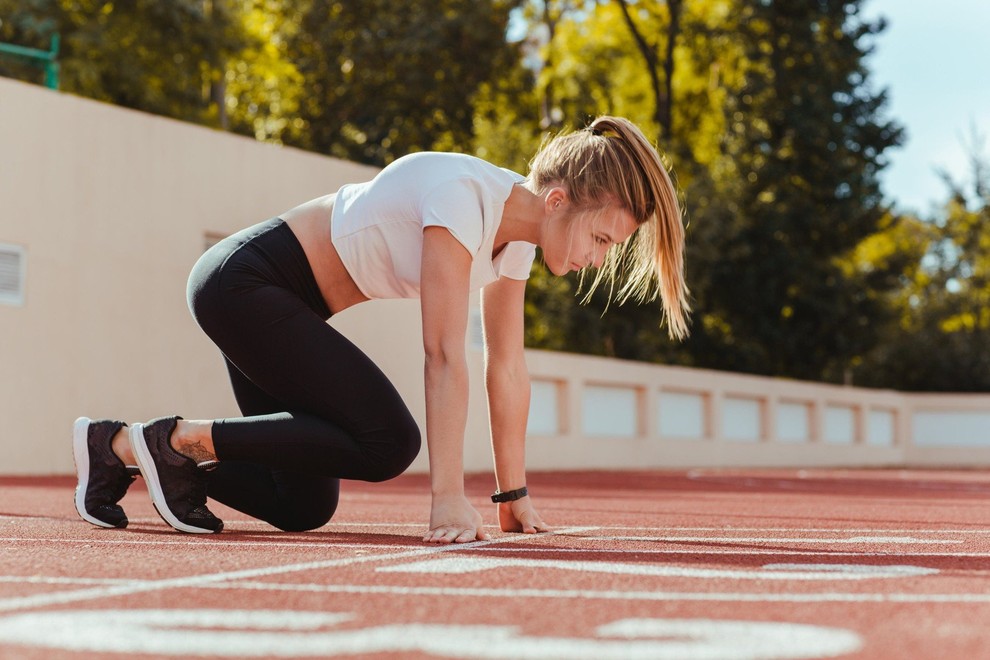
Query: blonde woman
72,116,689,543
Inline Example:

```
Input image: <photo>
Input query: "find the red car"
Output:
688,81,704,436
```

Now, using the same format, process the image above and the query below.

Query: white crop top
331,152,536,300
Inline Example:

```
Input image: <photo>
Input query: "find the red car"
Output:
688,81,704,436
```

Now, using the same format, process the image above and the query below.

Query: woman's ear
545,187,569,213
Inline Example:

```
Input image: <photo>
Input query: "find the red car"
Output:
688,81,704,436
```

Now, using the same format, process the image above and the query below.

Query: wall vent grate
0,244,26,306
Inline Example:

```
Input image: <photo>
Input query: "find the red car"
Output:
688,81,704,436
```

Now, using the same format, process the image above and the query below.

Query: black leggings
186,218,421,532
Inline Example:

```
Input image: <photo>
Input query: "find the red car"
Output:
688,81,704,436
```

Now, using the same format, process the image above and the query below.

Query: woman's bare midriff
281,194,370,315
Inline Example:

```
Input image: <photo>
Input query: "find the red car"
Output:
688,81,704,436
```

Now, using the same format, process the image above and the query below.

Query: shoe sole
129,423,219,534
72,417,123,529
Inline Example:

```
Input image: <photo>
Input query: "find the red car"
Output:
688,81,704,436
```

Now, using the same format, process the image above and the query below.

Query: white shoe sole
129,422,216,534
72,417,117,529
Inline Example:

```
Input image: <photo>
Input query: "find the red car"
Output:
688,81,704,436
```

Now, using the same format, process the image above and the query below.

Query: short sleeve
420,178,485,257
496,242,536,281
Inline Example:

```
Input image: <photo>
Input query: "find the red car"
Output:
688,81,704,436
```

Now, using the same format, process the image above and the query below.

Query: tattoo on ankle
181,440,216,465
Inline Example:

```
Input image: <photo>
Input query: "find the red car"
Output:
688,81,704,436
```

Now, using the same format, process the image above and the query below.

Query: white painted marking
210,582,990,604
0,536,428,550
586,536,963,545
847,536,959,544
0,609,862,659
474,547,989,558
763,563,929,575
0,527,591,613
377,556,937,580
0,575,135,586
4,575,988,604
554,526,990,534
0,536,984,558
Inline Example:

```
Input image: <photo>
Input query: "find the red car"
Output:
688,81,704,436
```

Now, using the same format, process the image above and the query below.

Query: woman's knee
261,473,340,532
186,248,224,325
367,421,421,482
267,498,339,532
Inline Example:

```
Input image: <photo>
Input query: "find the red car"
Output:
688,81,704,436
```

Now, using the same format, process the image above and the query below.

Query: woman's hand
424,493,490,544
497,496,549,534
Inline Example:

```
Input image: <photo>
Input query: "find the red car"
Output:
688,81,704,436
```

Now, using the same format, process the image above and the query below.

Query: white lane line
0,526,595,613
0,539,986,557
547,527,990,535
481,548,988,557
0,536,968,547
212,581,990,604
559,535,964,545
376,556,938,580
0,537,427,550
458,549,990,558
0,576,137,586
5,575,988,604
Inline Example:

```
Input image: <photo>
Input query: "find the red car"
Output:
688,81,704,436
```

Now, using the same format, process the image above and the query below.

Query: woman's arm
481,275,548,534
420,226,489,544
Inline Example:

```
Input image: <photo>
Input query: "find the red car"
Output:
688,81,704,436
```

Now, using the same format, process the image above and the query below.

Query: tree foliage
853,142,990,391
0,0,245,127
687,0,903,382
284,0,520,166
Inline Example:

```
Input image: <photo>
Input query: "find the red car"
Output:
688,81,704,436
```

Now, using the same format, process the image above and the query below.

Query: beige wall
3,77,990,477
523,349,990,469
1,77,378,473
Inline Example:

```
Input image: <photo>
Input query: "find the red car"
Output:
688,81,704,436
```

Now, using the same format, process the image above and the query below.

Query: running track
1,469,989,659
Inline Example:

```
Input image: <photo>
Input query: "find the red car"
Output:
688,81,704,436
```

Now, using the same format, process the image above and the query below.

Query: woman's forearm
486,357,531,491
424,353,470,496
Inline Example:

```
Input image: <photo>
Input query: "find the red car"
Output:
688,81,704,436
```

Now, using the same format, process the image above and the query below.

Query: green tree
471,41,543,174
0,0,246,127
613,0,682,141
686,0,903,382
855,143,990,391
286,0,522,166
223,0,306,144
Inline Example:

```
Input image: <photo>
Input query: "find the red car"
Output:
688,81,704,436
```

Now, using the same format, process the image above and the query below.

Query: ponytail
529,116,690,339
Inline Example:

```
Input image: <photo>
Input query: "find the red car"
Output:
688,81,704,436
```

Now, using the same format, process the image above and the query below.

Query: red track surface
1,469,989,659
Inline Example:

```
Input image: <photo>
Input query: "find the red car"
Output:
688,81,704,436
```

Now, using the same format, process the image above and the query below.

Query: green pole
0,33,60,90
45,33,60,90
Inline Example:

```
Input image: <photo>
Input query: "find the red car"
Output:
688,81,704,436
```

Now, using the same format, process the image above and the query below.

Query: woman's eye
595,236,609,246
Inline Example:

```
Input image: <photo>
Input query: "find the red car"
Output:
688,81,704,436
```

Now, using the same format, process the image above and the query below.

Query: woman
72,116,689,544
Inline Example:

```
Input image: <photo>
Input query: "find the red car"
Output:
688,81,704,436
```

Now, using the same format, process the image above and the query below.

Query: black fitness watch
491,486,528,503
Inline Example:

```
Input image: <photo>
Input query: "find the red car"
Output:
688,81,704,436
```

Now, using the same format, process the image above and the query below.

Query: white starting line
585,535,964,544
377,556,939,580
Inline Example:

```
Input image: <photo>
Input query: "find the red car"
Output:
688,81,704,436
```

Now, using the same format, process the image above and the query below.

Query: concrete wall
523,349,990,469
3,76,990,477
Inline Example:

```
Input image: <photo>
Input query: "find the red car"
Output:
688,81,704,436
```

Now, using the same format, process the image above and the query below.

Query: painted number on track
0,609,863,659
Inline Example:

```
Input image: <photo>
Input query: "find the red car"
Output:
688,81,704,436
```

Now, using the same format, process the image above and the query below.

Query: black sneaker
73,417,138,529
129,416,223,534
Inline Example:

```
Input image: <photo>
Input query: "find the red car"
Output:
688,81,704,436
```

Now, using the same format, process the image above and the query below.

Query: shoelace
186,505,215,520
183,466,210,509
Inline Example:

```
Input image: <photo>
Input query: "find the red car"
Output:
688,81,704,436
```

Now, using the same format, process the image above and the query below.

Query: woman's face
542,199,639,276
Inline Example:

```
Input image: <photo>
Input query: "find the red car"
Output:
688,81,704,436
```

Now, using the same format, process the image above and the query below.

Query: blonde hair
528,116,690,340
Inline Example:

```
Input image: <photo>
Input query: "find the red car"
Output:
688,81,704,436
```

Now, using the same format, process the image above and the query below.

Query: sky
863,0,990,216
